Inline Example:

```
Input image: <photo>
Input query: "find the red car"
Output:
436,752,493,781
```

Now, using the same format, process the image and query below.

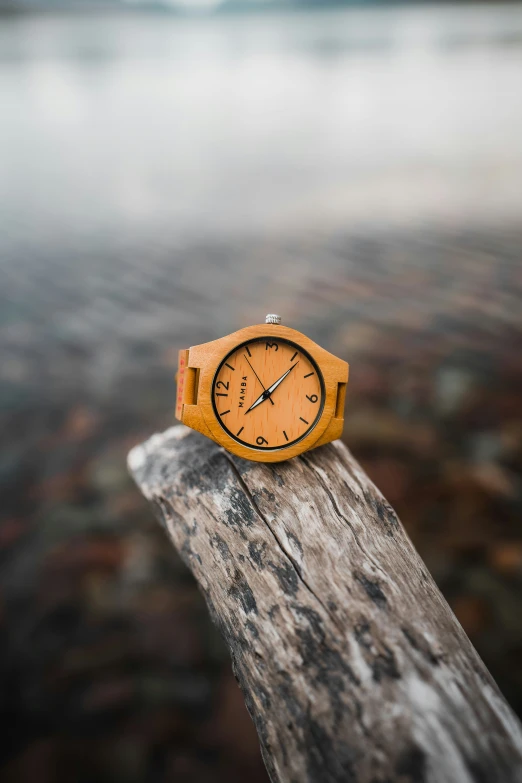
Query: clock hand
245,362,299,414
244,355,275,407
265,361,299,396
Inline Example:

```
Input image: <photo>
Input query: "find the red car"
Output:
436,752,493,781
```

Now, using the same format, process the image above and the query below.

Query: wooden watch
175,315,349,463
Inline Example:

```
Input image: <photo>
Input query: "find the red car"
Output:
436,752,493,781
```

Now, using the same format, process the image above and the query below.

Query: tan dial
212,337,324,451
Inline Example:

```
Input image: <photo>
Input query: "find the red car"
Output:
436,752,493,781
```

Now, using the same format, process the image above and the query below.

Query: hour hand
245,388,272,414
245,362,298,414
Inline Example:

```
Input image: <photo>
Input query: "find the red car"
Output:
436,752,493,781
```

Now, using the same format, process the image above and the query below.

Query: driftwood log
128,426,522,783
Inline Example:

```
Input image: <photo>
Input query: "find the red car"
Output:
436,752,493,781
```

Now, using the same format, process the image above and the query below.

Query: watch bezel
210,336,326,451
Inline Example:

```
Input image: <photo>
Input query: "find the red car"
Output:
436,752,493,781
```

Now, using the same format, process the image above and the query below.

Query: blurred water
2,3,522,385
1,4,522,247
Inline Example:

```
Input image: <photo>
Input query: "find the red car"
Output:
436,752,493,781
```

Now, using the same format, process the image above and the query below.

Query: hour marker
214,337,322,455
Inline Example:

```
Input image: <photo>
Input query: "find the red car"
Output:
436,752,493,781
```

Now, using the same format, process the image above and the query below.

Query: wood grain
212,337,323,449
128,426,522,783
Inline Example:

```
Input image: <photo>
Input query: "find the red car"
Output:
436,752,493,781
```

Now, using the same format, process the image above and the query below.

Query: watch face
212,337,325,451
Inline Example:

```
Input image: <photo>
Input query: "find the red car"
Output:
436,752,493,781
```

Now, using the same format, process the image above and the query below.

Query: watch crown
265,314,282,325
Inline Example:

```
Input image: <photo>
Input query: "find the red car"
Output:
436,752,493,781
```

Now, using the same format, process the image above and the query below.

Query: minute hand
245,362,299,414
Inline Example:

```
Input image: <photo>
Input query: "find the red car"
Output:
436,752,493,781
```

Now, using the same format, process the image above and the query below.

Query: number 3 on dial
212,337,325,450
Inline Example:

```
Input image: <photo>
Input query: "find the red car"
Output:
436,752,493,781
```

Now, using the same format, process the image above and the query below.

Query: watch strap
176,349,200,422
175,349,188,420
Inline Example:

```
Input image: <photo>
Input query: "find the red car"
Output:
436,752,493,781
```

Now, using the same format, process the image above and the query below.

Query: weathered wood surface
128,426,522,783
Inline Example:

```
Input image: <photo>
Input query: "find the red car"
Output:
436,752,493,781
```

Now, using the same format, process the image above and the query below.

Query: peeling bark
128,425,522,783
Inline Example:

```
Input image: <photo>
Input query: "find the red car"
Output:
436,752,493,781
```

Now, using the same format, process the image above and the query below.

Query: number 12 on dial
212,337,324,451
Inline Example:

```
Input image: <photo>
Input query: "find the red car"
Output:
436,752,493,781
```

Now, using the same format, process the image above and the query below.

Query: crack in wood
300,452,390,583
128,428,522,783
221,449,336,624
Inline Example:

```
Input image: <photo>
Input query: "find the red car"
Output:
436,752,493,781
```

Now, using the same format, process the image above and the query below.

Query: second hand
244,355,275,406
